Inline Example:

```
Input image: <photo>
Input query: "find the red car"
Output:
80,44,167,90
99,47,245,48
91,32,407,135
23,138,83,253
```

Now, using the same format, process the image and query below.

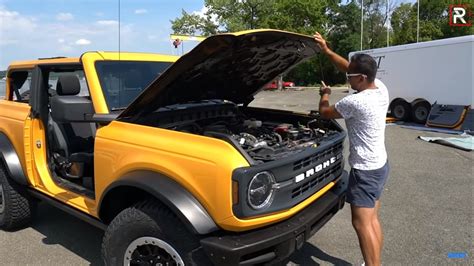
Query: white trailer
349,35,473,123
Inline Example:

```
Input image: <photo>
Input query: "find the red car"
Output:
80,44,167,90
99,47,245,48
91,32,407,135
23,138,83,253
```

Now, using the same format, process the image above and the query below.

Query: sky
0,0,418,70
0,0,207,69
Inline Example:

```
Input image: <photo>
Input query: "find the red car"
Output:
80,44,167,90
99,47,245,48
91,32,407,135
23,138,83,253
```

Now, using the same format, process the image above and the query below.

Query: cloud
0,8,18,18
0,6,183,69
75,38,91,45
0,7,37,45
134,9,148,14
97,20,119,26
56,12,73,21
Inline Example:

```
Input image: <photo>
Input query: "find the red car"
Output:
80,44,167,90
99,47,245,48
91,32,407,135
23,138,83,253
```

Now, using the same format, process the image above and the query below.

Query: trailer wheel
390,99,411,121
411,99,431,124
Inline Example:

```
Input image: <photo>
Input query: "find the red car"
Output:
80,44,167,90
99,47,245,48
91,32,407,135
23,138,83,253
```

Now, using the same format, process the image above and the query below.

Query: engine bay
139,100,341,164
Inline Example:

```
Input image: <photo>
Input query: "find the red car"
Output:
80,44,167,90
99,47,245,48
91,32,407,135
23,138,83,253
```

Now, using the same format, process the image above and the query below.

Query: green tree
261,0,331,34
171,0,330,35
324,1,363,84
171,9,218,36
205,0,274,31
391,0,471,45
171,0,331,85
364,0,392,49
390,3,417,45
171,0,472,86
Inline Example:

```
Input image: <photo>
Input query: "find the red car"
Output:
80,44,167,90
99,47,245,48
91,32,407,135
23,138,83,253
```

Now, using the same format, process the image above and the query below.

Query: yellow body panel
8,57,80,70
29,118,97,213
0,100,31,183
170,34,206,42
94,120,338,231
0,101,97,214
94,121,249,220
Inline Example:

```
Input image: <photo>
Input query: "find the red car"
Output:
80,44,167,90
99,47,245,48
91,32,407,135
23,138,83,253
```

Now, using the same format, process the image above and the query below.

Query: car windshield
96,61,172,110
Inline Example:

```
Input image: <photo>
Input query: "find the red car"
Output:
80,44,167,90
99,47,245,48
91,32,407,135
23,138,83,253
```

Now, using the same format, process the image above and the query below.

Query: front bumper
200,170,348,265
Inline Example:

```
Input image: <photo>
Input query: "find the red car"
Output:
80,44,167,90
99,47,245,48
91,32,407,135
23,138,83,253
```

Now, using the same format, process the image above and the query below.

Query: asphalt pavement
0,87,472,265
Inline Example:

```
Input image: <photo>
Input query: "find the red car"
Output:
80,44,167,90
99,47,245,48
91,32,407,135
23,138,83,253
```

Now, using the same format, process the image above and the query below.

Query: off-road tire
0,163,35,230
101,200,209,266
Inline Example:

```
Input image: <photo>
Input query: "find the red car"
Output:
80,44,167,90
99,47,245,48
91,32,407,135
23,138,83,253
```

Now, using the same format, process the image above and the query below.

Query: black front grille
291,161,342,198
232,136,346,218
293,142,343,171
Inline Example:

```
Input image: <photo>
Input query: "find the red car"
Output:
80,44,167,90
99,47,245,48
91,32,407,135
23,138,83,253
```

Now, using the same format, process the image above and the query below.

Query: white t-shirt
335,79,389,170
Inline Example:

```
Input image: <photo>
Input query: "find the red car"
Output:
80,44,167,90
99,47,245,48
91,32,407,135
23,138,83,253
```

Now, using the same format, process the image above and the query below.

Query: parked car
264,80,295,90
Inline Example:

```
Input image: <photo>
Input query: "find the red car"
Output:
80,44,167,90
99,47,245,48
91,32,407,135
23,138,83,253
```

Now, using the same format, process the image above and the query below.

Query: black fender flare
0,132,28,185
99,170,219,235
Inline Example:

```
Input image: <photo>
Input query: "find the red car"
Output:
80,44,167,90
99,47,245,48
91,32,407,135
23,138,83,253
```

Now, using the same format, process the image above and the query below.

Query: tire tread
101,199,204,265
0,164,34,230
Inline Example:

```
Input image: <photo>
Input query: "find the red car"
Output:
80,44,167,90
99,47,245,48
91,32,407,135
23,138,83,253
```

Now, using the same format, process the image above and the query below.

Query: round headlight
247,171,276,210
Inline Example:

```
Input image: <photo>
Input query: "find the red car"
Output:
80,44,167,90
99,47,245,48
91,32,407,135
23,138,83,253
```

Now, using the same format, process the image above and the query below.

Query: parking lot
0,88,472,265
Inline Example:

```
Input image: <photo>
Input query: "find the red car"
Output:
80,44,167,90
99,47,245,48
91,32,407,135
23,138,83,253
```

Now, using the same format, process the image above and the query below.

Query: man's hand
318,81,342,119
313,32,349,72
314,32,330,54
319,81,331,96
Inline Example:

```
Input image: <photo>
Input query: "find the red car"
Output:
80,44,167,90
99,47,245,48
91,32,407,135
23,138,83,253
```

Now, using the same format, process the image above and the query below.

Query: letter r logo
449,5,472,27
453,7,467,24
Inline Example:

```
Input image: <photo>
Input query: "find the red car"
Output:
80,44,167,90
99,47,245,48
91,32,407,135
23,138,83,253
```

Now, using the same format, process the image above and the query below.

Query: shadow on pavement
288,242,351,265
31,203,104,265
30,203,351,266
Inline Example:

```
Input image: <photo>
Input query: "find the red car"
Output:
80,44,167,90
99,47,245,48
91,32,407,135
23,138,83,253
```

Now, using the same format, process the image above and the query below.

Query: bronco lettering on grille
294,153,342,183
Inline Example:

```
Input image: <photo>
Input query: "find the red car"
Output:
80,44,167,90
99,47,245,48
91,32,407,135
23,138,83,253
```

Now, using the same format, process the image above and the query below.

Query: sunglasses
346,73,367,79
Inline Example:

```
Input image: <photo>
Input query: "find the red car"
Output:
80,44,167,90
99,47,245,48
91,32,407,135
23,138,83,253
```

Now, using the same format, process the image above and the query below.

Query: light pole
361,0,364,50
417,0,420,42
387,0,390,47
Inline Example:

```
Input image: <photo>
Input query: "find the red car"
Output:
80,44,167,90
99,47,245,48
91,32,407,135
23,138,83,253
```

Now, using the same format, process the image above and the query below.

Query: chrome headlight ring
247,171,276,210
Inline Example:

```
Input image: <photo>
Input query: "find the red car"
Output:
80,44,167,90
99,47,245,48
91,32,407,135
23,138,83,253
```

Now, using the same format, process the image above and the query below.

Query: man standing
313,32,390,266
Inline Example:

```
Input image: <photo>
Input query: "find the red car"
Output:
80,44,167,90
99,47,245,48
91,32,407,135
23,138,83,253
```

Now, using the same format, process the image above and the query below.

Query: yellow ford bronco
0,30,348,265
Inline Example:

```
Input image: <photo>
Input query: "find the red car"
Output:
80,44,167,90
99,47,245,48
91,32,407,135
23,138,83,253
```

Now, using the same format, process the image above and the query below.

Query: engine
205,118,338,162
167,118,337,163
142,100,340,164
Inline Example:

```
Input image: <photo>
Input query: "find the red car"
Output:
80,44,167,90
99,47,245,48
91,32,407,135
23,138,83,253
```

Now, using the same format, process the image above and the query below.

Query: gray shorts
346,161,390,208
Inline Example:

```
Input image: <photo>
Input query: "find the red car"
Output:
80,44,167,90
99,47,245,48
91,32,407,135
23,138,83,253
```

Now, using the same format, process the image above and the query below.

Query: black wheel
102,200,209,266
0,163,35,230
390,99,411,121
410,100,431,124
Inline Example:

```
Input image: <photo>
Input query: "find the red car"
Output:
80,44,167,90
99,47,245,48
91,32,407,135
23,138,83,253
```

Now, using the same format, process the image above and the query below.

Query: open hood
118,29,320,120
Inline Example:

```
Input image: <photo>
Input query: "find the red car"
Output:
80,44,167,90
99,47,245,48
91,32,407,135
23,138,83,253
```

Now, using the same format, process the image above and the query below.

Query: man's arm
314,32,349,73
318,82,342,119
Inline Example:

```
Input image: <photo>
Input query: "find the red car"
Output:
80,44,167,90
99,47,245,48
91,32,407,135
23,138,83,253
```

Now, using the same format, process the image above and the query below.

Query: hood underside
118,30,320,120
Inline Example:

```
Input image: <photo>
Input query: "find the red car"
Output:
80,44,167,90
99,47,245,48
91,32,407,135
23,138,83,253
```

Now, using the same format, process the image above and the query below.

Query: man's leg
351,205,381,266
373,200,383,256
